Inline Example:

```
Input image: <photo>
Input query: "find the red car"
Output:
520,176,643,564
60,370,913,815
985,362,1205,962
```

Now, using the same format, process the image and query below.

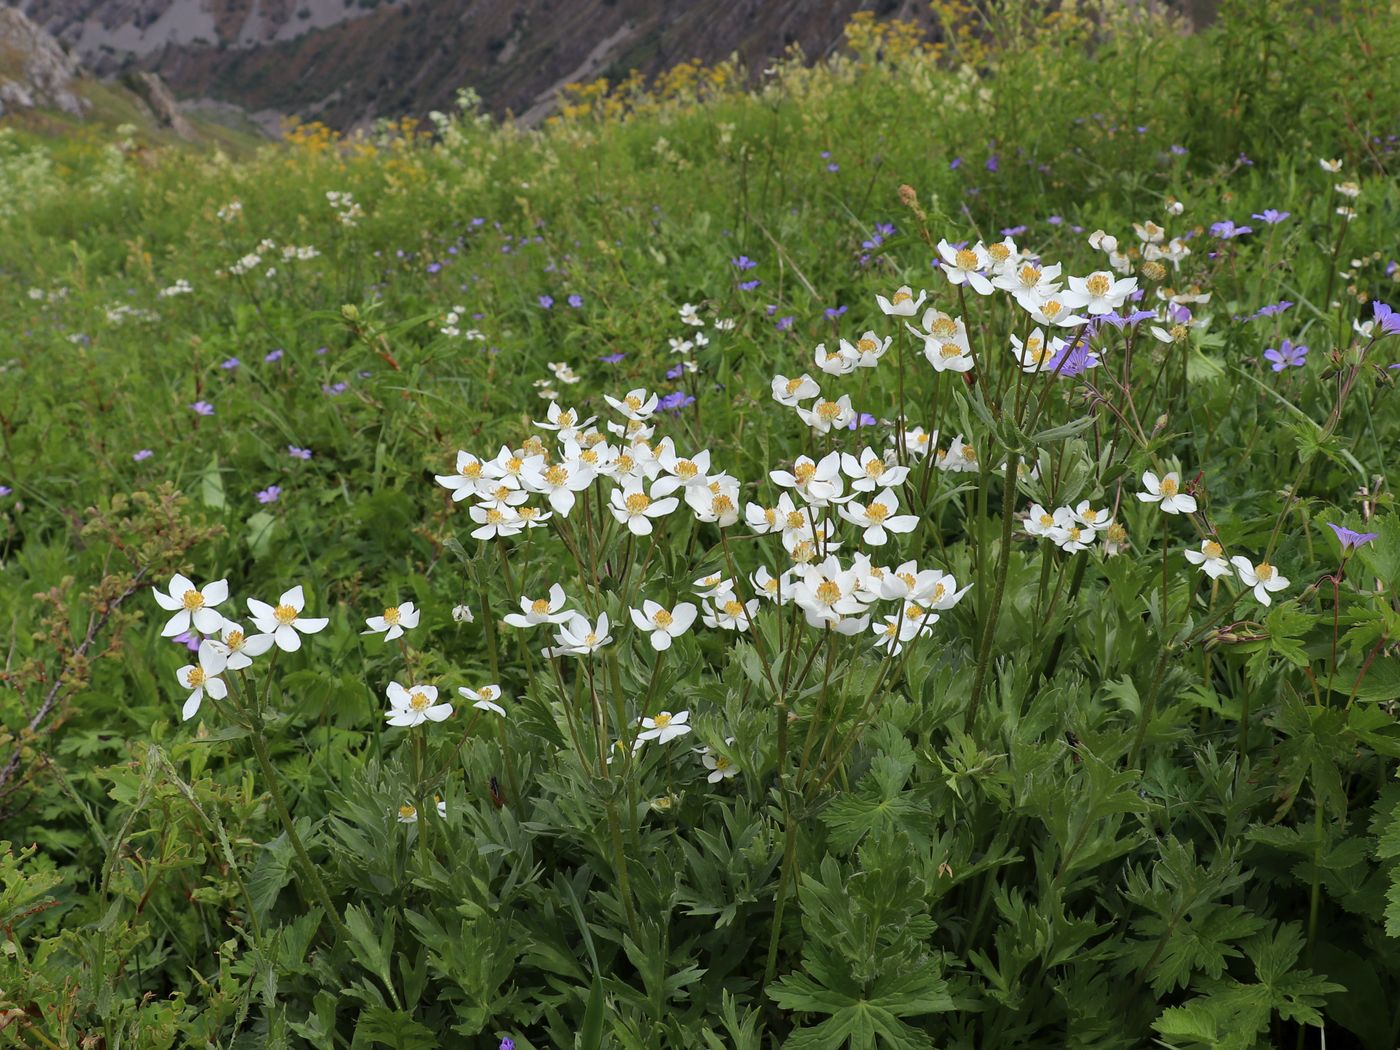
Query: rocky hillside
18,0,933,128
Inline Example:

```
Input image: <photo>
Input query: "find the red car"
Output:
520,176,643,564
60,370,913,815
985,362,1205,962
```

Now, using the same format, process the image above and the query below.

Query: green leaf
577,974,604,1050
200,454,226,509
351,1007,437,1050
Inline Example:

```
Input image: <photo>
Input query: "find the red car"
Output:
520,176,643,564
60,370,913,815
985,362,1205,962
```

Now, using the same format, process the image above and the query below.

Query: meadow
2,2,1400,1047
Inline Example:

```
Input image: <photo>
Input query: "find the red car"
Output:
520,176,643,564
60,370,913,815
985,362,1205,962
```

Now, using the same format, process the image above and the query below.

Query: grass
1,2,1399,1048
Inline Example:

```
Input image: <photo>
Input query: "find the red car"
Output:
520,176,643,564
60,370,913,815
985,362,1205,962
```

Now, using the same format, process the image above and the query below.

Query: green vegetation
2,2,1399,1047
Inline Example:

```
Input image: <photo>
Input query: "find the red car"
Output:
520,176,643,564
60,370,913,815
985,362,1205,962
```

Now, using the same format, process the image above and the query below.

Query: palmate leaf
771,963,953,1050
351,1006,438,1050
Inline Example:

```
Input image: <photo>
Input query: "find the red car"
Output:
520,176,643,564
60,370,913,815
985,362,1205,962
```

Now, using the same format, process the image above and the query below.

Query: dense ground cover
2,2,1400,1046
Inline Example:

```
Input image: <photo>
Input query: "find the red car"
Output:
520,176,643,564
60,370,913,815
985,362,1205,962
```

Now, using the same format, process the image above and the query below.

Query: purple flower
221,357,241,370
0,485,11,498
1253,300,1294,319
1046,335,1100,377
1046,215,1064,226
567,294,584,308
949,157,963,170
657,391,695,411
133,449,153,462
500,1040,515,1050
775,316,794,332
1374,301,1400,336
600,352,625,364
191,400,214,416
875,223,896,237
426,262,442,274
1000,225,1028,236
824,305,848,320
323,382,348,396
288,445,312,460
315,347,329,356
172,630,202,652
257,485,282,504
986,154,999,172
1169,144,1188,156
265,349,284,363
826,162,840,173
538,295,554,309
738,279,761,292
845,412,878,430
665,363,684,380
1251,209,1290,225
731,256,758,271
819,150,830,159
1210,220,1253,239
1263,339,1308,371
1327,522,1378,550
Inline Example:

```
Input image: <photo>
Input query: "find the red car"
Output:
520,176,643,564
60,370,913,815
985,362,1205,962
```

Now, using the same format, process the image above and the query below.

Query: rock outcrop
0,7,88,118
123,70,195,139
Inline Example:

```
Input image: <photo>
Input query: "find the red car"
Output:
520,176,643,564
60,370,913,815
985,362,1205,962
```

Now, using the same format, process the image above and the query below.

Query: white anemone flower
154,573,228,637
872,604,937,656
1024,294,1090,329
363,600,420,641
1024,502,1059,538
875,285,926,316
458,684,506,716
937,436,980,474
609,481,680,536
1009,329,1064,373
545,612,612,657
842,331,892,368
796,395,856,435
177,641,229,721
1071,501,1112,532
841,447,910,492
652,441,711,493
534,402,595,443
1231,556,1290,605
468,504,524,540
604,388,659,420
503,584,573,628
1136,471,1197,514
936,240,994,295
208,617,274,670
434,451,486,501
814,341,859,376
702,593,758,630
838,488,918,545
1061,271,1138,315
792,557,870,633
637,710,692,745
630,600,698,651
700,741,740,783
996,260,1062,301
686,476,741,526
924,571,972,610
483,445,545,491
770,453,845,506
246,585,330,652
1185,539,1231,580
385,682,453,727
532,450,596,516
396,800,448,823
771,373,821,407
751,565,791,603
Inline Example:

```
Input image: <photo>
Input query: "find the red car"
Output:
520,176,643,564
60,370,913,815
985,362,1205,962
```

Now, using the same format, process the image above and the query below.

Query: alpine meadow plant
3,2,1400,1048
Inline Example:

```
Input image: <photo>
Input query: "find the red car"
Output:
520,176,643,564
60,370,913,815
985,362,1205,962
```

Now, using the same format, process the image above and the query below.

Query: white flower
841,447,909,492
1136,471,1197,515
153,573,228,637
751,565,791,603
630,600,698,651
1024,503,1058,538
207,617,275,671
1102,522,1129,556
1061,271,1138,315
701,744,740,783
1231,556,1290,605
842,331,892,368
1319,158,1343,172
385,682,453,727
814,341,859,376
177,641,228,721
1088,229,1119,254
484,445,545,490
396,801,446,823
875,285,926,316
637,710,692,744
901,425,936,460
435,451,486,501
469,504,525,540
364,600,420,641
452,604,475,623
1048,508,1095,552
653,441,711,493
534,402,595,443
838,488,918,545
604,388,659,420
936,240,994,295
458,684,506,716
1185,539,1231,580
246,585,330,652
702,593,758,630
923,570,972,610
937,435,980,474
531,449,596,516
771,373,821,407
545,612,612,657
609,481,680,536
770,453,845,506
1133,220,1166,245
996,261,1062,302
1071,500,1112,532
504,584,573,627
679,302,704,326
1024,294,1089,328
1009,328,1062,373
686,476,741,526
871,604,937,655
792,557,870,633
796,394,856,435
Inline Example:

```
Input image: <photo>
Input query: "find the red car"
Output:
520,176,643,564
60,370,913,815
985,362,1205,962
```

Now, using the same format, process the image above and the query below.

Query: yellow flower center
580,449,599,465
625,492,651,514
181,589,205,610
864,459,884,477
1160,477,1178,496
1203,541,1223,559
791,541,816,564
1108,524,1127,544
933,583,946,601
653,609,674,629
987,243,1010,263
383,606,401,625
617,454,635,471
185,667,206,688
1256,563,1274,581
519,507,539,521
786,511,807,530
1042,300,1063,318
763,507,778,526
409,691,431,711
939,342,963,358
961,446,977,461
1086,273,1112,297
505,456,523,473
653,712,673,728
399,805,417,820
544,464,568,486
930,316,957,338
225,629,244,649
273,603,298,625
794,462,816,483
955,249,979,270
1083,508,1100,523
1039,513,1054,526
898,572,916,588
531,598,551,615
712,494,736,515
815,580,842,605
557,410,574,426
676,460,698,479
815,400,842,421
713,755,731,770
1018,264,1041,286
1067,526,1082,541
866,502,889,523
857,337,878,352
724,600,743,617
479,686,496,700
891,290,912,304
460,461,481,478
486,509,505,525
785,377,804,395
523,436,546,456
